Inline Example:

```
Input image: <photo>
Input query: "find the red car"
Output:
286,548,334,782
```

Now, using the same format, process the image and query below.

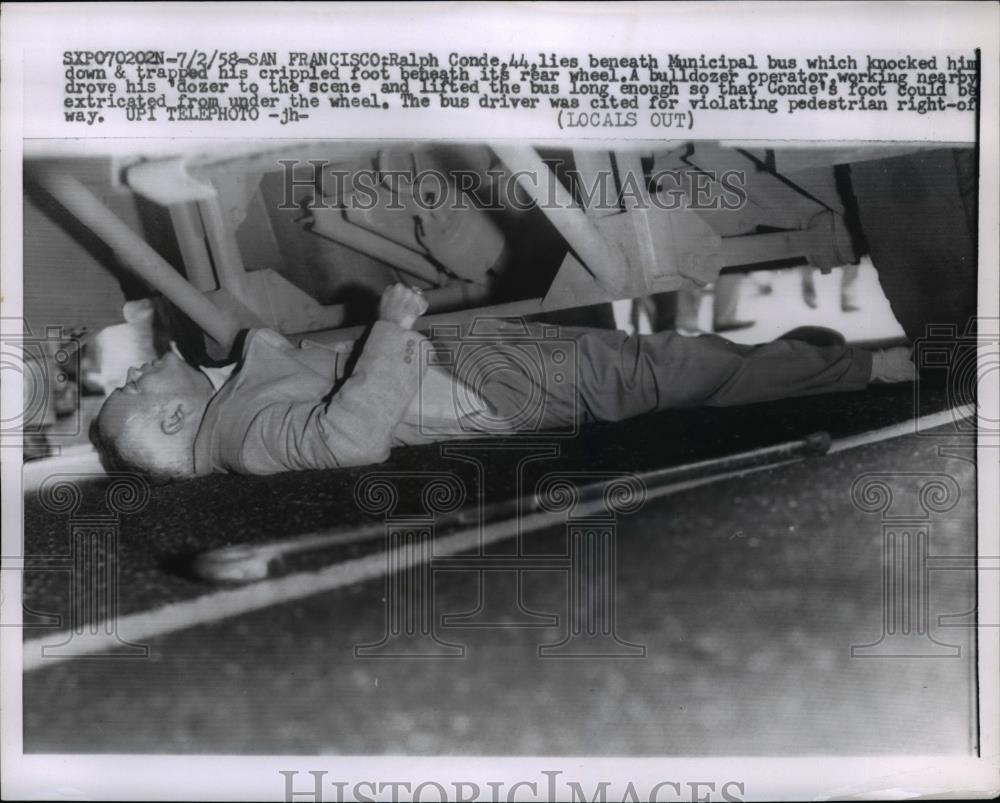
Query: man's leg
572,328,874,423
840,263,861,312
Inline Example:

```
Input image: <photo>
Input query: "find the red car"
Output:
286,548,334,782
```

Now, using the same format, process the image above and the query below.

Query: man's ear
161,404,187,435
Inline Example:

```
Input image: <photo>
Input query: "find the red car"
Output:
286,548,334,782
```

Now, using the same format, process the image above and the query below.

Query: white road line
193,434,823,582
827,404,974,453
21,459,796,671
21,404,975,671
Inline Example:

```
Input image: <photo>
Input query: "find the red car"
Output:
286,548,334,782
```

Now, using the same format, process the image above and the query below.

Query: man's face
112,352,208,401
98,352,211,440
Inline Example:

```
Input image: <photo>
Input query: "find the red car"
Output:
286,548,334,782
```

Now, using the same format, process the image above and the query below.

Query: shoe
870,347,916,383
778,326,847,348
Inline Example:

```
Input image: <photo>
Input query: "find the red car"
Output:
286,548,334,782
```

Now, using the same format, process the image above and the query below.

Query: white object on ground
85,299,158,397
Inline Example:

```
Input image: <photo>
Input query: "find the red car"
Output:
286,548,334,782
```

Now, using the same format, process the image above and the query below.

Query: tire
849,148,977,342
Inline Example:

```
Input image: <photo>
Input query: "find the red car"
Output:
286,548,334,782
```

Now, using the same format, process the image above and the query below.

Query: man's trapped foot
870,346,916,384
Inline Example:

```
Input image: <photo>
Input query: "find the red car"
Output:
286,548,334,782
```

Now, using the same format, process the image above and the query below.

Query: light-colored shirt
192,325,488,476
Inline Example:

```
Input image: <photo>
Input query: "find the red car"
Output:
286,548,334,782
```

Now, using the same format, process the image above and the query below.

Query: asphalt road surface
20,382,980,755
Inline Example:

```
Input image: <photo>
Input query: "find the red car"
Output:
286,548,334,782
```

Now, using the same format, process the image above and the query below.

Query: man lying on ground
91,283,915,481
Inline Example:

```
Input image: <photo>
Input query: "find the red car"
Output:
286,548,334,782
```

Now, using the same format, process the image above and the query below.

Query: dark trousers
474,325,873,430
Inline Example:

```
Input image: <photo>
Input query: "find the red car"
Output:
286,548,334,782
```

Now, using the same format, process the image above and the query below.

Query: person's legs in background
800,267,818,309
840,263,861,312
712,273,754,333
675,287,704,334
800,264,862,312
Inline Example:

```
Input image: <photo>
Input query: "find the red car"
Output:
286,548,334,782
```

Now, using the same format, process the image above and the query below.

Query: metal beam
197,195,252,304
33,169,240,349
491,145,627,295
571,149,619,219
614,150,658,283
298,296,547,345
168,203,217,291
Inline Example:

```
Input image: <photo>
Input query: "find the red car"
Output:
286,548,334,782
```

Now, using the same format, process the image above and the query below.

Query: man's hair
89,413,185,485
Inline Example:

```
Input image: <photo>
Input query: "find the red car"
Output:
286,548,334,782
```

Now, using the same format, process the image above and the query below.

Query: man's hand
379,283,429,330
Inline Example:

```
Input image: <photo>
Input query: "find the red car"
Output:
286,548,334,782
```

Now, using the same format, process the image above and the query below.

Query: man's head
90,352,214,483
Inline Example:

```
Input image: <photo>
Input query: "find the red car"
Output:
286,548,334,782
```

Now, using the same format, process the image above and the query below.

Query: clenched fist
379,283,429,330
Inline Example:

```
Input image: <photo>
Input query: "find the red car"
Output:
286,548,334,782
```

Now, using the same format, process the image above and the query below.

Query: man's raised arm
238,284,430,473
